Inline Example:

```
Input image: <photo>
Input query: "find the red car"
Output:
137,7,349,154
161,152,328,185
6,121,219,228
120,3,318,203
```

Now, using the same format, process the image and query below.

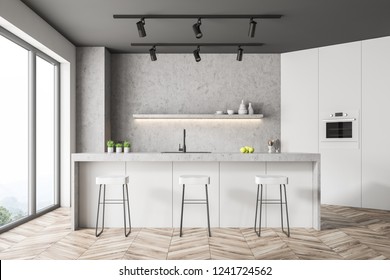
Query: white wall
0,0,76,207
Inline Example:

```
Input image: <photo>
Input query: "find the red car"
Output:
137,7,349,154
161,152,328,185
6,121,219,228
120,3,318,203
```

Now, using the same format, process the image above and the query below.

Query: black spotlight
136,18,146,37
248,18,257,38
192,18,203,39
193,46,201,62
237,46,243,61
149,46,157,61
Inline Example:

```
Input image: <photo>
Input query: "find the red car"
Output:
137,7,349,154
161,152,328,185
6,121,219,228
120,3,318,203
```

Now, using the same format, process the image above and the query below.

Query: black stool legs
180,184,211,237
254,184,290,237
123,184,131,237
179,184,186,237
205,184,211,237
95,184,106,237
280,184,290,237
95,184,131,237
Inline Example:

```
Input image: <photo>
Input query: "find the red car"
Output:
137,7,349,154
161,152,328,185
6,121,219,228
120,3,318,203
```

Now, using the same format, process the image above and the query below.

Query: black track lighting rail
125,14,281,38
131,43,264,47
138,43,263,62
113,14,282,19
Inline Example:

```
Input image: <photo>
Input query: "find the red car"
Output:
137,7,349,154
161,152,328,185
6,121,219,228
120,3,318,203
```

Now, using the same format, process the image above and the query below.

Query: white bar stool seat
255,175,288,185
179,175,211,237
254,175,290,237
96,176,129,185
95,175,131,237
179,175,210,185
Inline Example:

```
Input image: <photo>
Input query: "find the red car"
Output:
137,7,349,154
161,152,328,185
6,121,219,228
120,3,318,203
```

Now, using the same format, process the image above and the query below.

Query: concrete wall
110,54,281,153
76,47,110,153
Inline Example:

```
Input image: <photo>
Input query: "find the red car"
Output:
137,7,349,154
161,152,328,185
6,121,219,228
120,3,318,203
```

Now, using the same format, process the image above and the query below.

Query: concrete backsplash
110,53,280,153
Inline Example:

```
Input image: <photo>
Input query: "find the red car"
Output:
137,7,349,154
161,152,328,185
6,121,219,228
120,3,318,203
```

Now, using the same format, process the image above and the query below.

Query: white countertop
72,152,320,162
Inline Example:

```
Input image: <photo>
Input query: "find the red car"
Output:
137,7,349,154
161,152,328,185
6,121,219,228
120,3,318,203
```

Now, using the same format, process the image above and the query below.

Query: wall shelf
132,114,264,119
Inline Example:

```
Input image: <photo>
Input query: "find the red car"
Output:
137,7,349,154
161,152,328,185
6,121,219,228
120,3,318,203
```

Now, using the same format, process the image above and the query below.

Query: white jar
248,103,254,115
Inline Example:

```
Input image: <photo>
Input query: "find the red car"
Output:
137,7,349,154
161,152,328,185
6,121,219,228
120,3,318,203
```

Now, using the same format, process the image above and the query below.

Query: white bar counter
71,152,321,230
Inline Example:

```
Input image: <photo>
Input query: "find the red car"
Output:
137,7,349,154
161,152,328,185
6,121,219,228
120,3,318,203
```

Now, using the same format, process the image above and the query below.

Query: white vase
116,147,122,153
238,100,247,114
107,147,114,153
124,147,130,153
248,103,254,115
268,145,273,153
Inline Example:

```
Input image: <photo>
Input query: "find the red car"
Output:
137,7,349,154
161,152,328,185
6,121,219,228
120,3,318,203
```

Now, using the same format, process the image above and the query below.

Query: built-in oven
320,110,359,148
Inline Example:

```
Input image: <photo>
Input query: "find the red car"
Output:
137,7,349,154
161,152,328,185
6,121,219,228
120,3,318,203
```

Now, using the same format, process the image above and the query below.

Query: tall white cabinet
281,48,319,153
282,36,390,210
362,37,390,210
319,42,362,207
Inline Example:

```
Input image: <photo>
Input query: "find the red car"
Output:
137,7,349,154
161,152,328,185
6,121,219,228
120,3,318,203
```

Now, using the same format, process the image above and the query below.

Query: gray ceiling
21,0,390,53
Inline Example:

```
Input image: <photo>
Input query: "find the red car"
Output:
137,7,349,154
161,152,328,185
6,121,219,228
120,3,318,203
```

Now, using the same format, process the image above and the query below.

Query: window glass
0,35,29,226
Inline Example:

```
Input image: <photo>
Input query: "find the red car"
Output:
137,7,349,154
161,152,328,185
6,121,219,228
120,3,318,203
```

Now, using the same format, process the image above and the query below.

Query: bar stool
179,175,211,237
95,175,131,237
254,175,290,237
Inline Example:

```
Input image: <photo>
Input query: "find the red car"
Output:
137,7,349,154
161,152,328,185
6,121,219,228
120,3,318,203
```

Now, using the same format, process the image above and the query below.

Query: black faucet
178,129,186,153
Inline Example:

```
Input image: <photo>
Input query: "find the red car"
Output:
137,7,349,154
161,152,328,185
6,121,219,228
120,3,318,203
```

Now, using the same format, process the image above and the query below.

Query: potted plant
115,142,123,153
123,141,131,153
107,140,115,153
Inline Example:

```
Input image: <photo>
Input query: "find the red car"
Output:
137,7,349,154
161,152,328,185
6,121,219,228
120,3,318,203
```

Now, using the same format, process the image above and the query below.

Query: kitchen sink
161,151,211,153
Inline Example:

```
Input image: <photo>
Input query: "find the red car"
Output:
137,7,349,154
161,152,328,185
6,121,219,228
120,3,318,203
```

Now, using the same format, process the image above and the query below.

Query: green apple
240,147,246,153
248,147,254,153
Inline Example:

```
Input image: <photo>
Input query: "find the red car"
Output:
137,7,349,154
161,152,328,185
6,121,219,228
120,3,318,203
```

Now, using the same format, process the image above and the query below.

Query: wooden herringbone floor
0,205,389,260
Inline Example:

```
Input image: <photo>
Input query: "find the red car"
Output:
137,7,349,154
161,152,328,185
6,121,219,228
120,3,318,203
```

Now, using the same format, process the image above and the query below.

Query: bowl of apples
240,146,255,153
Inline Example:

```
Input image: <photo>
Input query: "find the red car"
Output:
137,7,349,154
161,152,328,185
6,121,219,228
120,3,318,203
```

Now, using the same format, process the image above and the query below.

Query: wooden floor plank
167,228,210,260
1,206,390,260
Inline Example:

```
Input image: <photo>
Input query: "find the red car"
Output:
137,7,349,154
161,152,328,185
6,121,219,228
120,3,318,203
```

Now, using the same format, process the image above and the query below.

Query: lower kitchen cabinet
126,162,173,227
73,154,321,229
172,162,220,228
78,161,173,228
219,162,266,227
320,151,361,207
220,162,315,228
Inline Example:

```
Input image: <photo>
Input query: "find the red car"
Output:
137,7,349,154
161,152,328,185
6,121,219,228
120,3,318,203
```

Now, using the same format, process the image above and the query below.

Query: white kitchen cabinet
78,161,126,228
281,48,319,153
72,154,321,230
219,162,266,227
126,162,173,227
266,162,315,228
281,49,318,153
319,41,362,207
319,42,362,111
281,38,390,210
362,36,390,210
78,161,173,228
172,162,220,228
219,161,316,228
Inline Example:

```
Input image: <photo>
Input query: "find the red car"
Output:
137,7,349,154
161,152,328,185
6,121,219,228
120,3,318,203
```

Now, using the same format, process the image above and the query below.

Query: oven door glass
326,121,353,138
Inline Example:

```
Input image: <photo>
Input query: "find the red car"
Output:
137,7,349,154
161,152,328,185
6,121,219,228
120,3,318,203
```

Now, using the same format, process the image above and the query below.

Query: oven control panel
330,112,348,117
